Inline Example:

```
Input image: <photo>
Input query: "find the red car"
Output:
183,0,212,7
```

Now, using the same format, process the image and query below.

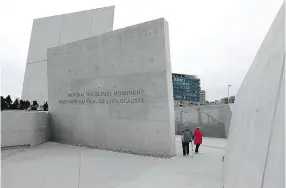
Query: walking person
193,127,202,154
181,124,193,156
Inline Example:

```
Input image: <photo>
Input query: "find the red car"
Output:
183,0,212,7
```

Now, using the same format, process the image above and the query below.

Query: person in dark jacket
180,124,194,156
193,127,203,154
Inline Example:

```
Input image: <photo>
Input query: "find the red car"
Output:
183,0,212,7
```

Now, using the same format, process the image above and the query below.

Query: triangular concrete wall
223,2,285,188
21,6,115,104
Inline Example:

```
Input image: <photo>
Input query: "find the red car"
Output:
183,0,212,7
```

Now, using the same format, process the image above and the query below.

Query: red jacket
193,129,202,144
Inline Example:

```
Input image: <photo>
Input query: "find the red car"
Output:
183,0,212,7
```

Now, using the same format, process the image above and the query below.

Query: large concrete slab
1,137,225,188
262,61,285,188
47,18,175,157
1,111,49,148
21,6,115,104
21,61,48,102
59,10,93,45
223,3,285,188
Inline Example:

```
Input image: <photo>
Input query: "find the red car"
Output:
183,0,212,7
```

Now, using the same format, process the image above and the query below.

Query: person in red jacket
193,127,202,154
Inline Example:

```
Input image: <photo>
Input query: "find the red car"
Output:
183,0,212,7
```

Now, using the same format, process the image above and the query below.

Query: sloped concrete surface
1,136,225,188
21,6,115,103
223,3,285,188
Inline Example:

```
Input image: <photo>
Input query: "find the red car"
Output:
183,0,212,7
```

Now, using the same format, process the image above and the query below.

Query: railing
204,112,223,124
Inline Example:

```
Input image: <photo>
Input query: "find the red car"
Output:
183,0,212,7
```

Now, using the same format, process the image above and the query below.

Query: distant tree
25,101,31,110
229,96,235,103
11,98,20,109
31,100,39,110
19,100,25,110
1,96,7,110
221,97,229,104
43,102,48,111
5,95,12,109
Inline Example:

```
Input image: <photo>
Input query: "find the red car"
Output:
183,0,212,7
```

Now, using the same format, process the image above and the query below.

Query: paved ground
1,136,226,188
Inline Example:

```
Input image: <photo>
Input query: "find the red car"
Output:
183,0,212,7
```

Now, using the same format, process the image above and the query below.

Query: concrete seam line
260,52,285,188
58,16,64,45
27,60,47,65
88,10,93,37
1,148,26,161
113,162,160,188
77,151,82,188
1,149,27,168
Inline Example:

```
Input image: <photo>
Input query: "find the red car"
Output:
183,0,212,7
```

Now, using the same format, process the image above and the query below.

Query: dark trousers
195,144,200,153
182,141,189,155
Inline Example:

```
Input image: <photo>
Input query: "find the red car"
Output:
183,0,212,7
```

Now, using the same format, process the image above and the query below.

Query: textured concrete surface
1,111,49,148
1,136,225,188
47,18,175,157
175,104,231,138
21,6,115,104
223,3,285,188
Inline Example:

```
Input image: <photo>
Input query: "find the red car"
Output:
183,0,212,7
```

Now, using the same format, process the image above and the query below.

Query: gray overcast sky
0,0,283,101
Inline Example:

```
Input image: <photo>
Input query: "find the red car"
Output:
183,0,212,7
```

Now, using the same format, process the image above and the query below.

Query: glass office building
172,73,201,102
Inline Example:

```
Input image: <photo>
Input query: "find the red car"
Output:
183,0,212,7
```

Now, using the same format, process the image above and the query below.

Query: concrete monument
47,18,175,157
223,3,285,188
21,6,115,104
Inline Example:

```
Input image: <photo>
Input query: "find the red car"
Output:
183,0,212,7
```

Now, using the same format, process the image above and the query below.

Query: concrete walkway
1,136,225,188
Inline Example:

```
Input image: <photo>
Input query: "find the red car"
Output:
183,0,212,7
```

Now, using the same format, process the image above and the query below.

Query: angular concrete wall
223,3,285,188
262,63,285,188
175,104,231,138
1,111,49,148
21,6,115,104
47,18,175,157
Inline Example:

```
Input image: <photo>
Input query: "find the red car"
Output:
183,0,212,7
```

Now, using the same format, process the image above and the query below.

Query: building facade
200,90,206,104
172,73,201,104
220,96,235,104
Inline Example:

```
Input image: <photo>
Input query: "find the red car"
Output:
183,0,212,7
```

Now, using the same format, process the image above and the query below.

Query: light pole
179,110,187,134
228,85,231,98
